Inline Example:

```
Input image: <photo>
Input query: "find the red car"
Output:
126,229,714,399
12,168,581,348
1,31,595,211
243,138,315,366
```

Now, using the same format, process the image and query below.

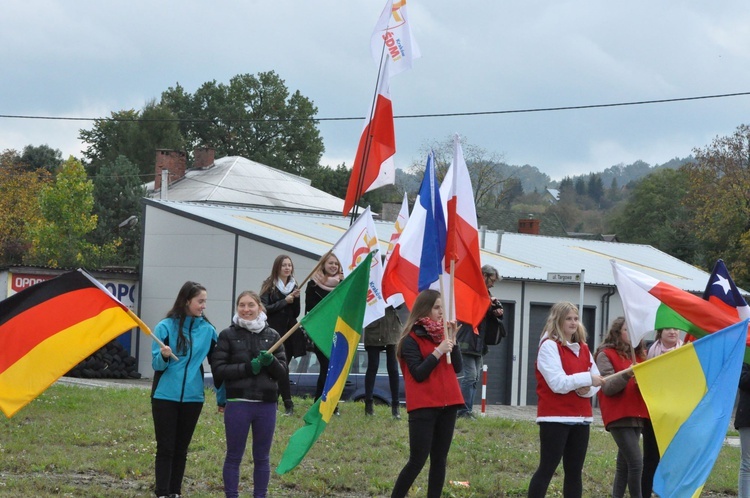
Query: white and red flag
383,193,410,307
371,0,421,77
440,136,491,328
342,59,396,216
331,206,386,326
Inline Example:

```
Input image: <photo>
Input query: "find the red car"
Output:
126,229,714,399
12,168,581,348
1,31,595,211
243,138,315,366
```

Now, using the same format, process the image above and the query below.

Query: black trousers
151,398,203,497
364,344,400,405
391,405,458,498
528,422,590,498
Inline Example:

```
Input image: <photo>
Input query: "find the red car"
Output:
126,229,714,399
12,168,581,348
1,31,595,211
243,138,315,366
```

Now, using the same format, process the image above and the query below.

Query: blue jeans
223,401,277,498
458,354,481,415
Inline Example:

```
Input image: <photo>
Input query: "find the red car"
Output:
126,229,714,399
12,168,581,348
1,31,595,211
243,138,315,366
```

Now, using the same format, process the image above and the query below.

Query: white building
136,199,714,406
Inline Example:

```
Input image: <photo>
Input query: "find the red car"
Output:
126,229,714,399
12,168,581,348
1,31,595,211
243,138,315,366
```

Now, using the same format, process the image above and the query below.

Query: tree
25,157,117,268
79,101,185,177
587,174,604,204
307,163,351,200
0,150,50,264
609,168,698,264
91,155,147,266
574,177,586,196
498,177,524,207
19,144,63,173
683,124,750,286
161,72,324,176
410,135,509,207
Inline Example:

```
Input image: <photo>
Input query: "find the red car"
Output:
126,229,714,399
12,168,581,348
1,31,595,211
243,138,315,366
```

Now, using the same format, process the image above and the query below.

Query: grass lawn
0,383,740,497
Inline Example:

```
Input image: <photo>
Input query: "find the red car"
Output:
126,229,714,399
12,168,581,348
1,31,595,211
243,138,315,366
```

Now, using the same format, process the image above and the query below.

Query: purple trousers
223,400,277,498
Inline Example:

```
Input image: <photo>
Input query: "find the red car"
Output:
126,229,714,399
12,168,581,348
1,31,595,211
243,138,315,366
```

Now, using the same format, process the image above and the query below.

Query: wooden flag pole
268,322,302,355
125,308,179,361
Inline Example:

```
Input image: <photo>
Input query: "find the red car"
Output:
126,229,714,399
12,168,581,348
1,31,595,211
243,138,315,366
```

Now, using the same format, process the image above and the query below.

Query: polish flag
343,60,396,216
382,152,446,308
383,193,410,308
439,137,490,328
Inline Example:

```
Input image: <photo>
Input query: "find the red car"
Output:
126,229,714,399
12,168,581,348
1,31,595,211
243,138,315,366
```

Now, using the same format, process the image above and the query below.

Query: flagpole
125,308,179,361
349,53,389,226
439,277,451,364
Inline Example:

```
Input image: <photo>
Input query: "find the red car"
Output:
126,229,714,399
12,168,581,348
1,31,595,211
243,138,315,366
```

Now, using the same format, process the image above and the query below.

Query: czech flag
382,152,446,309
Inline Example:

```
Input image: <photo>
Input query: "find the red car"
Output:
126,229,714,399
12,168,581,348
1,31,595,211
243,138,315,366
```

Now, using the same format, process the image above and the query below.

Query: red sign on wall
10,273,54,294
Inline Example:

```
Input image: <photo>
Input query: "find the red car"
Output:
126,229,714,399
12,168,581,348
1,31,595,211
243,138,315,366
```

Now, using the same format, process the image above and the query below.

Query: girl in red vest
528,302,604,498
391,289,463,498
594,317,649,498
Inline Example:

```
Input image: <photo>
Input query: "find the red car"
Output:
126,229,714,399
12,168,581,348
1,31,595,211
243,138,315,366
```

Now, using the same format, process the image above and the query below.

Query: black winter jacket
210,323,287,402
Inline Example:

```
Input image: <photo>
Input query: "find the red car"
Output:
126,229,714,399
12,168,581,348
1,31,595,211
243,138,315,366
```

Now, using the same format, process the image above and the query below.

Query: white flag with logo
331,207,386,326
371,0,421,77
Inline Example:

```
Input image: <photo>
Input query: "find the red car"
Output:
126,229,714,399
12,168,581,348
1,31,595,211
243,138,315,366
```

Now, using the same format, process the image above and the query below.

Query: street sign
547,272,581,283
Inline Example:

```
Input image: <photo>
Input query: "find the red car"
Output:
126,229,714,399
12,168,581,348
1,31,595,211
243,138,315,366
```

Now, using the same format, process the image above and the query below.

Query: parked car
204,345,406,406
289,345,405,406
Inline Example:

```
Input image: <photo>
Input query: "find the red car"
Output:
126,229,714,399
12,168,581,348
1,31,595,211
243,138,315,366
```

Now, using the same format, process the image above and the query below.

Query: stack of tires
66,340,141,379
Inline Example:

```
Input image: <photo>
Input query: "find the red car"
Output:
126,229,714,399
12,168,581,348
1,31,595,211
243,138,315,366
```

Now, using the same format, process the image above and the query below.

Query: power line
1,91,749,124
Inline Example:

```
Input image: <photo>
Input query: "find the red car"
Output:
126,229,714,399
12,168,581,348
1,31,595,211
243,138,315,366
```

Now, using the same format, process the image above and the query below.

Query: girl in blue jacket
151,281,218,498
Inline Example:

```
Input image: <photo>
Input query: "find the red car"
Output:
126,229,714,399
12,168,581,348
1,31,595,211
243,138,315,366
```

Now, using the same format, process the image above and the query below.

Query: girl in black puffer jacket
211,291,286,498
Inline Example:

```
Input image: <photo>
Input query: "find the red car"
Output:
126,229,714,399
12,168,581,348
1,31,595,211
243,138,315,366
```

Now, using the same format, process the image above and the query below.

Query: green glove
259,350,274,366
248,357,262,375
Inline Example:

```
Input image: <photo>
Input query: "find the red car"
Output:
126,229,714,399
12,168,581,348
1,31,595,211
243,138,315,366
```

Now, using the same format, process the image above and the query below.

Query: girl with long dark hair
391,289,463,498
151,281,218,498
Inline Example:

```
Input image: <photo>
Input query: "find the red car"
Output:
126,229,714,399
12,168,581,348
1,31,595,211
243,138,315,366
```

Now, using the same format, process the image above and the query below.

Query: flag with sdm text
276,253,372,474
0,269,151,418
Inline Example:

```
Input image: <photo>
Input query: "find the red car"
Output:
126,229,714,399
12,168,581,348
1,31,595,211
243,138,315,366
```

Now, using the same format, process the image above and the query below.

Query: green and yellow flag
276,252,372,474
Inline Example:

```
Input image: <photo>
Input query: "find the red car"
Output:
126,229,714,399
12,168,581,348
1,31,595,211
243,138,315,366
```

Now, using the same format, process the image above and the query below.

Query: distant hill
395,156,695,195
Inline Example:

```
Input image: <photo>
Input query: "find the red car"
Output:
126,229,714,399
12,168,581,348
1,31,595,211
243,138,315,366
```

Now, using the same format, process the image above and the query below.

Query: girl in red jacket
391,289,463,498
595,317,649,498
528,302,604,498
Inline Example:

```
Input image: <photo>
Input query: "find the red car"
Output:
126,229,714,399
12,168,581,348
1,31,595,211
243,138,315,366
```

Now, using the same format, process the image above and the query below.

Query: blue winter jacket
151,315,217,403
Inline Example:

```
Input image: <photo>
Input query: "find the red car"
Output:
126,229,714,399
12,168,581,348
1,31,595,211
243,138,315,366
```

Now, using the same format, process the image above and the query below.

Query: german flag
0,269,150,418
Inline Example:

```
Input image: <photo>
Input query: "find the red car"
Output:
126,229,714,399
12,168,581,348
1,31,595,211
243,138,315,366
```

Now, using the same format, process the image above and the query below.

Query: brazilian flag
276,252,372,474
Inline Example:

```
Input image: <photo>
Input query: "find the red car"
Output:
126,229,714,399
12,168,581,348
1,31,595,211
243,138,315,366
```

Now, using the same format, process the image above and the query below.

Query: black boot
364,399,374,416
391,403,401,420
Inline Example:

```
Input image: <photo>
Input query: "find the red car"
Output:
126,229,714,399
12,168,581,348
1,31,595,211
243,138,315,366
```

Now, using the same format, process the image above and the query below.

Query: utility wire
1,91,749,123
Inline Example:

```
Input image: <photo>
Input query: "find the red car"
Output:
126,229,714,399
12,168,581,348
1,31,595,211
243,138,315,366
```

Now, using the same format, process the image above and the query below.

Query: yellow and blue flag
633,319,748,498
276,252,372,475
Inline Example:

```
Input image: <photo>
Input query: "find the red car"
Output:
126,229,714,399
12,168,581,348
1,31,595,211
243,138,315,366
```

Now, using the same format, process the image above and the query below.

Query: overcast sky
3,1,750,180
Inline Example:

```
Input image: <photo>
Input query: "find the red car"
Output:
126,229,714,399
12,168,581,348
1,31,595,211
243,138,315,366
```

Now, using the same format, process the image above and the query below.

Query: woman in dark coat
260,254,302,416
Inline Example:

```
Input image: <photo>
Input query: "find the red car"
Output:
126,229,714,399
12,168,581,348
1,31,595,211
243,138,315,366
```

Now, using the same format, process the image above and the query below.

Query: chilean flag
343,59,396,216
440,137,491,328
702,259,750,320
382,152,446,308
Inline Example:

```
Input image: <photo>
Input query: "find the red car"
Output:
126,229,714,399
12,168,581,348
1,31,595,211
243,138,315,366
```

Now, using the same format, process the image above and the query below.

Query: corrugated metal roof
146,156,345,213
145,200,715,293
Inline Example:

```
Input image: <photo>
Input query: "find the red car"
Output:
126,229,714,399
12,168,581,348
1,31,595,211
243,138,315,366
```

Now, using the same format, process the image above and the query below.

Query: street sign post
547,271,586,315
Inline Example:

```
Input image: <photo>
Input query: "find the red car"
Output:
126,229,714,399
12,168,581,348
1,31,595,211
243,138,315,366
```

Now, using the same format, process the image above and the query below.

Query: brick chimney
518,217,540,235
193,146,215,169
154,149,187,191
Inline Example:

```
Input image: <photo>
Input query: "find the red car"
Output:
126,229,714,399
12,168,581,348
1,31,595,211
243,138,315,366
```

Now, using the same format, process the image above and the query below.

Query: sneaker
457,411,476,420
284,406,294,416
334,406,340,416
391,405,401,420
